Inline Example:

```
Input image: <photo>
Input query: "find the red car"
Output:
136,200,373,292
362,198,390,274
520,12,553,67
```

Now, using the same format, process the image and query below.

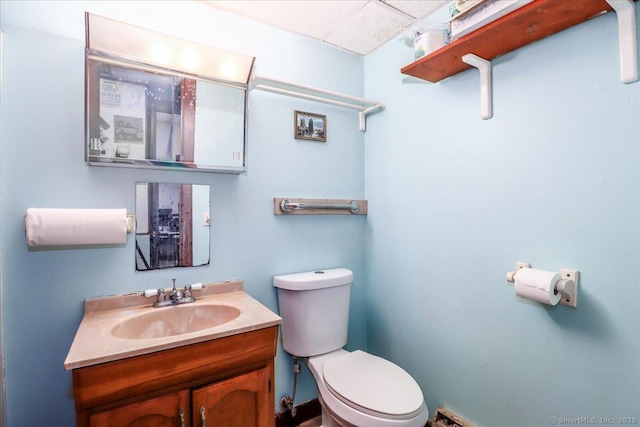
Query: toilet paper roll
25,208,128,247
514,268,561,306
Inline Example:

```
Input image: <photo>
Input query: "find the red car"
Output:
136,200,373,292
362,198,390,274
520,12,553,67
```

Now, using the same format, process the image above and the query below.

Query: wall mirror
135,183,210,271
85,13,255,174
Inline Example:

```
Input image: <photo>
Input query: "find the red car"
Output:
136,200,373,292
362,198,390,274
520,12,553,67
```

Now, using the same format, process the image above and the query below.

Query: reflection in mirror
135,183,210,271
86,58,248,173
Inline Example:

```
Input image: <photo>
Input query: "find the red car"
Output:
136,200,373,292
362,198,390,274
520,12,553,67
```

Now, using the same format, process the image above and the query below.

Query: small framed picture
294,110,326,142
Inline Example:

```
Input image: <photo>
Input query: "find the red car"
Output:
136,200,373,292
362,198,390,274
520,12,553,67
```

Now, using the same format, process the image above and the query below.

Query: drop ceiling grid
204,0,450,55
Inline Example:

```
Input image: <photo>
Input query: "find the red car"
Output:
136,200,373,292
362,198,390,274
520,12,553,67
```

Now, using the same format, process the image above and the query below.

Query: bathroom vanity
64,281,281,427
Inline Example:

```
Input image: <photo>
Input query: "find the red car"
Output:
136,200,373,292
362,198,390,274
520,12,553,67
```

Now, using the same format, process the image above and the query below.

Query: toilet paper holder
506,262,579,308
125,214,135,233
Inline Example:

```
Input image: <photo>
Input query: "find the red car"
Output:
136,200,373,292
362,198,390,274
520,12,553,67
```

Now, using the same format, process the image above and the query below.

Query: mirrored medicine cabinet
135,183,210,271
85,13,255,174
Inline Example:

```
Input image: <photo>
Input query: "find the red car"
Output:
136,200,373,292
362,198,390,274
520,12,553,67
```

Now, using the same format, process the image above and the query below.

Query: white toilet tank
273,268,353,357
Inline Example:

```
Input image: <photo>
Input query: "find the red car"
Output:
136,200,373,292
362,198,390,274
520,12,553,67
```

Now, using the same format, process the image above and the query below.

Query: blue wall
0,2,366,425
364,7,640,427
2,1,639,427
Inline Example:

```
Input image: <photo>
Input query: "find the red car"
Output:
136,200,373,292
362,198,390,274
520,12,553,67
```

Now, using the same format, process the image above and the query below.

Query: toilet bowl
273,268,429,427
307,349,428,427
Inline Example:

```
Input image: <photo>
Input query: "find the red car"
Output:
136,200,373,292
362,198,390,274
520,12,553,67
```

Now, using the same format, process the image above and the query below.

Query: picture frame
294,110,326,142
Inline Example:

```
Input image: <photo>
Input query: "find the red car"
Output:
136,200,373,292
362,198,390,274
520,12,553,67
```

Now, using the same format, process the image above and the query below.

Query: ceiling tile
384,0,448,19
204,1,450,56
323,1,412,55
207,0,367,40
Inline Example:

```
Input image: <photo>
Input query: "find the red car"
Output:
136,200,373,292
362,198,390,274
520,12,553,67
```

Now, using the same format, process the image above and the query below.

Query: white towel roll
25,208,128,247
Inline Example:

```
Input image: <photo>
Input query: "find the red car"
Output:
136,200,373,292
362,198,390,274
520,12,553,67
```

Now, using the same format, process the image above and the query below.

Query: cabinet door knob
179,407,185,427
200,405,207,427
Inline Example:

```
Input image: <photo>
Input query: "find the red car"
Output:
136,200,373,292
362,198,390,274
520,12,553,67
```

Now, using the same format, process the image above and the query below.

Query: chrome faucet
144,279,202,308
169,278,183,303
182,284,196,303
152,288,173,308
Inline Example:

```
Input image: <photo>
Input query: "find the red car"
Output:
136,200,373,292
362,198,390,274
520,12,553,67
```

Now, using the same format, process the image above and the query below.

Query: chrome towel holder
274,198,367,215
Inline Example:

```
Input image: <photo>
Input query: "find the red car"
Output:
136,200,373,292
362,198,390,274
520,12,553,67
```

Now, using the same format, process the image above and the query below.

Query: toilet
273,268,429,427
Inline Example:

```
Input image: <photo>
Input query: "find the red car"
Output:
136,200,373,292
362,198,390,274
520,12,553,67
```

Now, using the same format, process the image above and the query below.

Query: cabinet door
192,368,272,427
90,390,190,427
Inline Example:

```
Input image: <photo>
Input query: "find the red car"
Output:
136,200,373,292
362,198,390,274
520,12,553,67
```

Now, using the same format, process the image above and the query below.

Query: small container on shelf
413,23,450,60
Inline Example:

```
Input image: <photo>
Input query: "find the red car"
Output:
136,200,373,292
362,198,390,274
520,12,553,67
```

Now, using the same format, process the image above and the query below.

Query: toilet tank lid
273,268,353,290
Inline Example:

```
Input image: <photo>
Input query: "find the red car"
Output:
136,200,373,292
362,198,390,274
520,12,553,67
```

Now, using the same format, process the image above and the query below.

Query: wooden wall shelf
401,0,618,83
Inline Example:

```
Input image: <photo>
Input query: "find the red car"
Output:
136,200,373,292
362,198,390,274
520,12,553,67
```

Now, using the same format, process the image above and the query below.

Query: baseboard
275,398,321,427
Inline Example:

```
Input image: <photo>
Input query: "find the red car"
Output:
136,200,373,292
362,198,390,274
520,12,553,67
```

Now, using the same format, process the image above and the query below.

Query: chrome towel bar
281,199,359,213
274,198,367,215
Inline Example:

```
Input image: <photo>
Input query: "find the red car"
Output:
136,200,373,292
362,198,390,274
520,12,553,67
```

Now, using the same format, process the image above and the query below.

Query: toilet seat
323,350,425,420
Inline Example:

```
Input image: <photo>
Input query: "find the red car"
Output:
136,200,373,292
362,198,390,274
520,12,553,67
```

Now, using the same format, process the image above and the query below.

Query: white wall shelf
251,75,383,132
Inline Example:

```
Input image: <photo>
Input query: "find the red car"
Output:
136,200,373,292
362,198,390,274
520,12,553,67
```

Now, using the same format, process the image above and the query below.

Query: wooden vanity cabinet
192,368,272,427
71,326,278,427
89,390,190,427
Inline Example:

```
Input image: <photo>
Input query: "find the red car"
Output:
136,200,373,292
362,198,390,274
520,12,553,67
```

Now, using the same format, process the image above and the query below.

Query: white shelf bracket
359,111,366,132
461,53,493,120
605,0,638,83
358,104,385,131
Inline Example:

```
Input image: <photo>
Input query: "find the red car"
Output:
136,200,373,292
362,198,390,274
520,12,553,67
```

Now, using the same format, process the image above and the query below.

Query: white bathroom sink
111,304,241,339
